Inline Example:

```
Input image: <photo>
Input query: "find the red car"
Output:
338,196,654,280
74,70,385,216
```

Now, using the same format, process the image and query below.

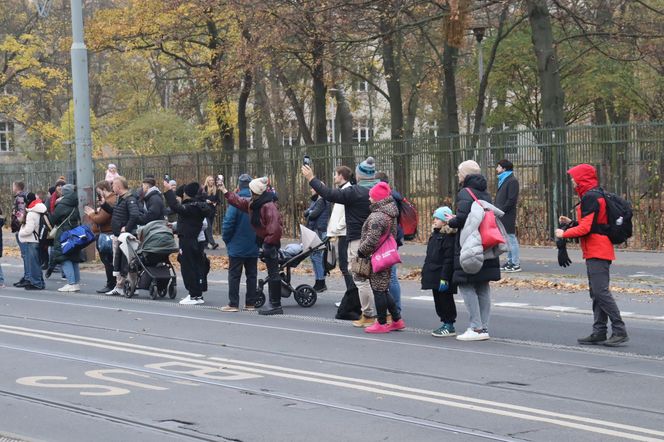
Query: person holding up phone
201,176,220,250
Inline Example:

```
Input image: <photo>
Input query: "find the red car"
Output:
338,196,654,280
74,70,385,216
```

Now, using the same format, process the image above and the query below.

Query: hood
370,196,399,218
145,186,161,197
567,164,598,197
462,174,488,191
27,201,47,214
237,187,251,198
440,224,457,235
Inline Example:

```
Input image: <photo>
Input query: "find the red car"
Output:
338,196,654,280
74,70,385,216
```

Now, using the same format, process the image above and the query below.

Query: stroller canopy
299,224,323,251
137,220,179,255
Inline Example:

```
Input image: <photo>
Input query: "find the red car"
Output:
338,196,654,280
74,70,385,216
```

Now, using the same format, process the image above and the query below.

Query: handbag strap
54,209,76,231
375,218,394,250
466,188,479,202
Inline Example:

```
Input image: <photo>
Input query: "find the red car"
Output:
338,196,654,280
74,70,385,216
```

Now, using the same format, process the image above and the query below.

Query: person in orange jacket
555,164,628,347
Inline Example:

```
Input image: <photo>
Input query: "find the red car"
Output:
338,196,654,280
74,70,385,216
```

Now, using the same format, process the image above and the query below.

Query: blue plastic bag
60,225,96,255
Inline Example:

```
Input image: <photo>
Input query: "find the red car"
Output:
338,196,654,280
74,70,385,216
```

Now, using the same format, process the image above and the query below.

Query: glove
556,221,572,267
438,279,449,292
262,243,279,260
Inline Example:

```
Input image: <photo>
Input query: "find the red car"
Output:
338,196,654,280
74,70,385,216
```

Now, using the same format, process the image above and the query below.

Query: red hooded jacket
562,164,615,261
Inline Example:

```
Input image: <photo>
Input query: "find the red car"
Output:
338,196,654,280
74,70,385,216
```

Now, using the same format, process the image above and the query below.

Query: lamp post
70,0,94,214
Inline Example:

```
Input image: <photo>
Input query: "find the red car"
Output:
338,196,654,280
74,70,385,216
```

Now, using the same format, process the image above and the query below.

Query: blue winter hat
238,174,252,189
355,156,376,180
433,206,454,221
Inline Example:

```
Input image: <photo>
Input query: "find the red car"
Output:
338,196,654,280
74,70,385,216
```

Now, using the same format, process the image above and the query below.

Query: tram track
1,311,663,420
0,343,519,442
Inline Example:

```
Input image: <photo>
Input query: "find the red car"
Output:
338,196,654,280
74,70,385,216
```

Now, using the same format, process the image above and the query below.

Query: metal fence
1,122,662,249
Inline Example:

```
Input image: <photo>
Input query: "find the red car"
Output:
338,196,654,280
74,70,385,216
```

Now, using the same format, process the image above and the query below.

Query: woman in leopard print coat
358,182,406,333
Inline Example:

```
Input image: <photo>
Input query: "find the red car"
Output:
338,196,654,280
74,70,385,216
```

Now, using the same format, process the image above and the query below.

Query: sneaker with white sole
195,297,205,305
58,284,80,292
509,265,522,273
500,263,513,272
179,295,198,305
105,286,123,296
220,305,238,312
456,328,490,341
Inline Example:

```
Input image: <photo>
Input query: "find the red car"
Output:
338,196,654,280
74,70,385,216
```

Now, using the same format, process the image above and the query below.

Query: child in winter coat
421,206,458,337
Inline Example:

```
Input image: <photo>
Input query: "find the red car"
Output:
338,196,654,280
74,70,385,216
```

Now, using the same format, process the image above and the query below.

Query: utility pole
70,0,94,214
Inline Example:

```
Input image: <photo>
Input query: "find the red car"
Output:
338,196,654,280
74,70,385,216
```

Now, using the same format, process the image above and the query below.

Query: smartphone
164,174,170,181
303,155,312,166
217,174,224,185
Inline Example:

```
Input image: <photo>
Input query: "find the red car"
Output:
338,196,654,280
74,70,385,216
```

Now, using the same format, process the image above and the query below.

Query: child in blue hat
421,206,458,337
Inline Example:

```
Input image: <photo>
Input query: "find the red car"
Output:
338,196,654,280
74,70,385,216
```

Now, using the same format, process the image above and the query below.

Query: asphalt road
0,259,663,442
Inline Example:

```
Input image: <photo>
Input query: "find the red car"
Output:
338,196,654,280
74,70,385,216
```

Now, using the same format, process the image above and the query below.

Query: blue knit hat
433,206,454,221
355,156,376,180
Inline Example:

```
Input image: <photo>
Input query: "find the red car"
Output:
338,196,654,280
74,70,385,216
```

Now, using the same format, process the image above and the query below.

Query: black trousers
228,256,258,307
373,290,401,325
587,258,626,335
99,249,115,288
179,239,207,297
263,245,281,307
432,289,457,323
337,236,356,290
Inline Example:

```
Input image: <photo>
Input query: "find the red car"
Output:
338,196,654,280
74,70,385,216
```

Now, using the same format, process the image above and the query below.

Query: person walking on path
164,181,211,305
302,157,379,327
305,186,329,292
220,174,259,312
200,176,220,250
421,206,457,337
555,164,629,347
84,181,117,294
358,182,405,334
448,160,502,341
50,184,84,292
495,159,521,272
326,166,355,293
219,177,284,315
18,193,47,291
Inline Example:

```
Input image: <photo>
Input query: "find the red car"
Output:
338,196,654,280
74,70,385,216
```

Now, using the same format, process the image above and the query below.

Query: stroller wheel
158,288,167,298
149,283,159,300
255,290,266,308
294,284,317,308
168,282,177,299
123,280,134,298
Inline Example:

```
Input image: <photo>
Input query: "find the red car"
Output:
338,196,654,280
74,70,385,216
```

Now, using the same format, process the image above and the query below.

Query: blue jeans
25,243,45,288
389,264,401,310
62,260,80,285
17,234,28,280
310,231,326,280
506,233,520,266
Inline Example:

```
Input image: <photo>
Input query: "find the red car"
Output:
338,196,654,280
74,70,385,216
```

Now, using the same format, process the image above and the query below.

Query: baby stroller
255,225,328,309
119,220,179,300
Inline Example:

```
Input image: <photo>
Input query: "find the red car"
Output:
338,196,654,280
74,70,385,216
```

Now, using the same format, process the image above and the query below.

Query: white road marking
3,324,664,441
85,369,168,391
543,306,578,312
16,376,130,396
494,302,530,308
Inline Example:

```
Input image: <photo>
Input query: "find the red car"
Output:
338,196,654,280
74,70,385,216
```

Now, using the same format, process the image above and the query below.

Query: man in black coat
494,159,521,272
164,180,211,305
137,176,166,225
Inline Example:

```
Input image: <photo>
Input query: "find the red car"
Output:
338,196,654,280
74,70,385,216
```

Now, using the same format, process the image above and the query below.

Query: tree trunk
526,0,567,233
278,72,314,145
312,38,328,145
238,69,252,172
437,42,461,198
333,85,354,164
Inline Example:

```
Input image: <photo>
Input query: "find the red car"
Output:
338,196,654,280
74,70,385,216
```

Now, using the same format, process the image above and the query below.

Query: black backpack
589,189,633,244
35,213,53,244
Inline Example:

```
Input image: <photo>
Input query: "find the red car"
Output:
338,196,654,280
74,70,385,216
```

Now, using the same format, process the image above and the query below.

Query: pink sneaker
365,322,391,334
389,319,406,331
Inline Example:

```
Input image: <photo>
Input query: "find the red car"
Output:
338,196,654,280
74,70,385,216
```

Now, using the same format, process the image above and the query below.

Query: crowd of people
2,158,629,345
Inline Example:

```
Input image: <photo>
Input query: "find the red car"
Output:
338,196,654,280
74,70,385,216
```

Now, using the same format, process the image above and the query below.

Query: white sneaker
334,301,341,307
105,286,123,296
195,297,205,305
179,295,199,305
58,284,80,292
456,328,490,341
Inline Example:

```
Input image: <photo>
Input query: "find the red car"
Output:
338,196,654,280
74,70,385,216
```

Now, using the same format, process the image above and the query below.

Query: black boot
259,281,283,315
577,333,607,345
313,279,327,293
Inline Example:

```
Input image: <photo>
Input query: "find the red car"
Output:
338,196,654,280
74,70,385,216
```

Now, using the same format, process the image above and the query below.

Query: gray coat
494,174,519,233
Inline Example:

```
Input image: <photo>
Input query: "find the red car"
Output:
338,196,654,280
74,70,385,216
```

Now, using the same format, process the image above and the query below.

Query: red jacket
562,164,615,261
224,191,282,246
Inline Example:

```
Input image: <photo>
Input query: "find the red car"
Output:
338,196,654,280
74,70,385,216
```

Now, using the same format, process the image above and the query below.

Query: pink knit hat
369,181,391,202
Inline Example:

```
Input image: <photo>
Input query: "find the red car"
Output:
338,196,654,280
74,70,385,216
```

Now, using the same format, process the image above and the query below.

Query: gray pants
587,259,626,336
348,239,374,317
459,282,491,330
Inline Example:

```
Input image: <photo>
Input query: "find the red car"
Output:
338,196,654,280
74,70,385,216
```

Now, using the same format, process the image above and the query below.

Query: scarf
498,171,513,188
250,192,277,228
358,178,379,189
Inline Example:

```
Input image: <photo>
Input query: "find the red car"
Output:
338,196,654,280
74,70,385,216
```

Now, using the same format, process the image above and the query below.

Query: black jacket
494,174,519,233
448,174,501,284
421,227,457,293
309,178,370,241
138,188,166,225
107,192,140,236
164,190,211,239
305,195,329,233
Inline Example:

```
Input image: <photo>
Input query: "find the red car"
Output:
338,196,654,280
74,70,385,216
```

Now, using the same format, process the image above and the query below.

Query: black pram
254,225,328,309
120,220,179,299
